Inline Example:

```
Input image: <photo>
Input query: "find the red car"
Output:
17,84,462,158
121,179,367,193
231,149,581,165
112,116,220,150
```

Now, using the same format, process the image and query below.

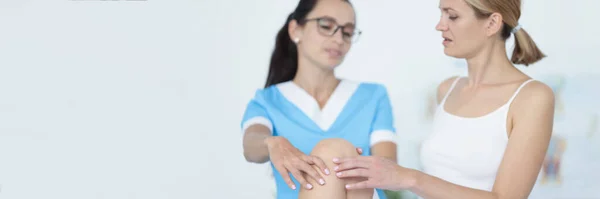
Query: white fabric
420,77,535,192
276,80,359,132
370,130,397,146
277,80,397,146
241,116,273,134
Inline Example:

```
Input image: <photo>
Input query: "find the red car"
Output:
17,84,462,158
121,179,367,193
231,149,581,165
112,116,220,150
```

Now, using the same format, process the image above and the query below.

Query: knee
311,138,357,157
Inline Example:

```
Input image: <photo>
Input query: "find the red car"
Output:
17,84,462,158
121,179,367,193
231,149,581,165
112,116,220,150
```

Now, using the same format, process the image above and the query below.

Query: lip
325,48,342,58
442,36,453,46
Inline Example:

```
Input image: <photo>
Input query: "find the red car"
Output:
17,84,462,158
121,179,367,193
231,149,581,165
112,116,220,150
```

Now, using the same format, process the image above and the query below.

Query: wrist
406,168,422,191
263,136,279,148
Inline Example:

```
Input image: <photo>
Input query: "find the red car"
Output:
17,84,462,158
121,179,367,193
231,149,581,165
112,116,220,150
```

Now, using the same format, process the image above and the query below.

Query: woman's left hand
332,156,417,191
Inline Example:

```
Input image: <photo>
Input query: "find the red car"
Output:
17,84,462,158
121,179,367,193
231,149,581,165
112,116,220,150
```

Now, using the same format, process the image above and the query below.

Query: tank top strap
506,79,536,106
440,76,462,106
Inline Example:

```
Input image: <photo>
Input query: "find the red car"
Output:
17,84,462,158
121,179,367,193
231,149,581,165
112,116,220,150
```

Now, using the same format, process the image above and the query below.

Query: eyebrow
439,7,456,12
316,15,355,26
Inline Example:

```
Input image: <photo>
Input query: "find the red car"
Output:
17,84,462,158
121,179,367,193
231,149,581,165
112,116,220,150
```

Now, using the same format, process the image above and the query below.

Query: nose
436,19,448,31
331,27,345,44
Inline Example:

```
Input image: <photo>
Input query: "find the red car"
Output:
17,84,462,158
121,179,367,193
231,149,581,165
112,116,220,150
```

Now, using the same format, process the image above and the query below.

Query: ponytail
464,0,546,67
510,28,546,66
264,13,299,88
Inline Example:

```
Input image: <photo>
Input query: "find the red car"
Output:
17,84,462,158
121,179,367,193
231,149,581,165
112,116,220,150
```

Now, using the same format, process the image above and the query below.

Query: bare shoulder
436,76,461,104
511,80,556,131
513,80,555,108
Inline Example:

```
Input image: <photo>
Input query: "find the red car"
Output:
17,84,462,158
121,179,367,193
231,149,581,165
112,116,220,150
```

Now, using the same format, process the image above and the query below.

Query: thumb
345,179,373,190
356,148,363,155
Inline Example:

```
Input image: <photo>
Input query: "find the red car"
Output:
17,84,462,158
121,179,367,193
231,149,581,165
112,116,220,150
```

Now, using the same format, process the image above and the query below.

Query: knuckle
309,170,320,177
292,158,304,165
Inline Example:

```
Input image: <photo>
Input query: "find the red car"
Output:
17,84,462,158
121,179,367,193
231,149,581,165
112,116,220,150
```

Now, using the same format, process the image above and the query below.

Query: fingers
297,160,326,186
345,179,374,190
335,168,370,179
333,155,367,164
306,156,330,175
333,157,370,172
289,167,313,190
274,164,296,190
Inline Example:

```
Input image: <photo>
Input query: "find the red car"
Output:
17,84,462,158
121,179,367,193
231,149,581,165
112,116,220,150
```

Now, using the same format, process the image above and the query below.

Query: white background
0,0,598,198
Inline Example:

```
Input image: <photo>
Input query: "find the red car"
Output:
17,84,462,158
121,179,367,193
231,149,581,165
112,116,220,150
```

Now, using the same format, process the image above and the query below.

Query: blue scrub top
241,80,397,199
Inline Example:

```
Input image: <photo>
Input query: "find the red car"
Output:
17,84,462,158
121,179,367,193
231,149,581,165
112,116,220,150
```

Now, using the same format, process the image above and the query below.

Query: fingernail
333,158,339,162
306,184,313,189
345,184,351,189
334,166,339,171
319,179,325,185
336,172,342,177
292,184,296,190
324,169,330,175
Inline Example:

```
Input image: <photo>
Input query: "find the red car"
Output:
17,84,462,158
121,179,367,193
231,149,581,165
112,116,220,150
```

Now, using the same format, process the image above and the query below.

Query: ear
288,19,303,43
485,13,504,37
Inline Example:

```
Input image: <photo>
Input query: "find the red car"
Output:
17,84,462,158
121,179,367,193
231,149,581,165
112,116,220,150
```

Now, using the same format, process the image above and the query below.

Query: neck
293,60,340,100
465,40,515,87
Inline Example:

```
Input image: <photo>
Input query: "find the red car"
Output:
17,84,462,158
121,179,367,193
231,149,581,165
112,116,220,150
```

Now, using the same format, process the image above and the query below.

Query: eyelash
449,16,458,20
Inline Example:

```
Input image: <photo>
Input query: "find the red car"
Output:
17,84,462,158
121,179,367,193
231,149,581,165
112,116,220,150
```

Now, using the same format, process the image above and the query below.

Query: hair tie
511,24,522,34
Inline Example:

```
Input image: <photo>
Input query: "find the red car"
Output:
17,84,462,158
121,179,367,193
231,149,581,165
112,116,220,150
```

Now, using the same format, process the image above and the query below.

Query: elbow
244,151,268,163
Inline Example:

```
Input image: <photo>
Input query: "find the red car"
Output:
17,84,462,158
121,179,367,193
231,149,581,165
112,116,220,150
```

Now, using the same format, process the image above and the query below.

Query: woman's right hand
264,136,329,190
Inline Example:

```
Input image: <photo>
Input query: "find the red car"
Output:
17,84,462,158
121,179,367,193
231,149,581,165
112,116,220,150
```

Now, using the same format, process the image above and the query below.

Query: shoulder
508,80,555,139
247,84,283,105
354,80,390,99
512,80,555,110
436,76,461,104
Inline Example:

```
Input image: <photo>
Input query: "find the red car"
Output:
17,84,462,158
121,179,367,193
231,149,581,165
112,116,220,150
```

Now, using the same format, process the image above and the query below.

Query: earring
293,38,300,43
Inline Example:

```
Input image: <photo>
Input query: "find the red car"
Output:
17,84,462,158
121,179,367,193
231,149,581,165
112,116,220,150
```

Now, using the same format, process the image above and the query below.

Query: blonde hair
464,0,545,66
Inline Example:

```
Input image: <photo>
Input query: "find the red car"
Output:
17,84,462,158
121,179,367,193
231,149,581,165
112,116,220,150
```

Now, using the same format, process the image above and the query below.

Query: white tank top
419,77,535,192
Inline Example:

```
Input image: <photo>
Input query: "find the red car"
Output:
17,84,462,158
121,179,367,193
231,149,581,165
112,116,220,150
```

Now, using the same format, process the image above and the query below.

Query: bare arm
409,81,555,199
371,85,399,163
242,124,272,163
371,142,397,162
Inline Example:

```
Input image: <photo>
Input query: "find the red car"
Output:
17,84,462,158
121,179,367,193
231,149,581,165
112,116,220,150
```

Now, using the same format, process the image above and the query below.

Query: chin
443,48,467,59
321,58,344,68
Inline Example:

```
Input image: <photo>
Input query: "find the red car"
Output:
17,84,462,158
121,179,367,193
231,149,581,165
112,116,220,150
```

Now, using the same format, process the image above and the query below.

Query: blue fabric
241,82,395,199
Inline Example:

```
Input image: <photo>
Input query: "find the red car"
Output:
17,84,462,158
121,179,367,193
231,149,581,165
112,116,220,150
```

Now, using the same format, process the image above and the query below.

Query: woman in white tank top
329,0,555,198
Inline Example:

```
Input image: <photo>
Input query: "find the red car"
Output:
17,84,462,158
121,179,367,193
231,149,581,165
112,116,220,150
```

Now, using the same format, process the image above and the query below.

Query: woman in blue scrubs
241,0,397,199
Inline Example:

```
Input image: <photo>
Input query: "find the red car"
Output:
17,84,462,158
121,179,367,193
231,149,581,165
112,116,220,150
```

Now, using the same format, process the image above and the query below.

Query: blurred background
0,0,598,198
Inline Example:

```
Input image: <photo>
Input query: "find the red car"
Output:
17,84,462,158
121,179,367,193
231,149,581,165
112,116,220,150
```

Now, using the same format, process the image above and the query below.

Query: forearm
242,130,272,163
371,142,397,162
408,170,499,199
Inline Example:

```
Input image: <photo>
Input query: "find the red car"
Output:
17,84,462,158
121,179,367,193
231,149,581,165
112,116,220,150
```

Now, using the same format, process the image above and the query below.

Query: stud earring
293,38,300,43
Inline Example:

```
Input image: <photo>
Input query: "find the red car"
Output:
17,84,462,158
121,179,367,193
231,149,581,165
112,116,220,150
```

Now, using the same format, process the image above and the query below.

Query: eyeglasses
299,17,362,44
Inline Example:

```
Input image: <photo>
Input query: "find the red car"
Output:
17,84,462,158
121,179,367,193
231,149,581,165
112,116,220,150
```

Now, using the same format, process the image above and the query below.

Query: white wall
0,0,598,198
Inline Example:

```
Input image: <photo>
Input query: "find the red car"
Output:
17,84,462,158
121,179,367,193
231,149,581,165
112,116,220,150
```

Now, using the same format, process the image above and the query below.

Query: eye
449,15,458,20
318,19,335,30
342,29,355,37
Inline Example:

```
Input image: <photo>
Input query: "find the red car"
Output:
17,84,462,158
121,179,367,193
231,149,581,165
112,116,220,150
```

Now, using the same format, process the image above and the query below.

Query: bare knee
298,138,358,199
306,138,373,199
311,138,357,158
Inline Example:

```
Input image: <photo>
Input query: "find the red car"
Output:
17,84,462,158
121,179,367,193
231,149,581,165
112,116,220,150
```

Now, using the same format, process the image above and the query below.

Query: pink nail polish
334,166,339,171
307,184,313,189
345,184,351,189
333,158,339,162
325,169,330,175
319,179,325,185
292,184,296,190
336,172,342,177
